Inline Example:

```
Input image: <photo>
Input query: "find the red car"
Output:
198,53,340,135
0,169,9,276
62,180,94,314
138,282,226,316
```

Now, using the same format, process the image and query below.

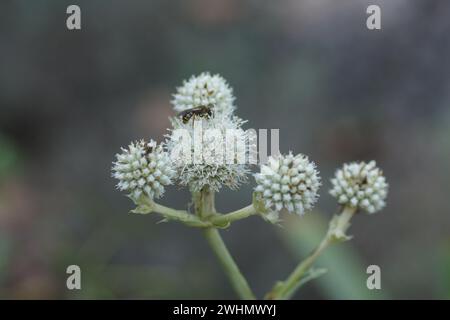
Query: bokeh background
1,0,449,299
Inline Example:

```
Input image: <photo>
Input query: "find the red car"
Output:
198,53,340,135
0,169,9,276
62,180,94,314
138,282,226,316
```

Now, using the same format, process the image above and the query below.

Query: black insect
178,104,214,124
361,176,368,186
143,143,154,155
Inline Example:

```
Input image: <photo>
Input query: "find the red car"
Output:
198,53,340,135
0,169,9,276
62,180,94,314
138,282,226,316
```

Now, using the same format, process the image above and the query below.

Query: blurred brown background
0,0,449,299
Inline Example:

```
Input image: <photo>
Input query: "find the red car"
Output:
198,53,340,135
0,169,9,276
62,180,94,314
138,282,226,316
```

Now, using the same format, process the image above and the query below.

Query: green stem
267,206,356,300
210,205,257,226
152,202,212,228
203,228,256,300
196,187,256,300
270,236,329,300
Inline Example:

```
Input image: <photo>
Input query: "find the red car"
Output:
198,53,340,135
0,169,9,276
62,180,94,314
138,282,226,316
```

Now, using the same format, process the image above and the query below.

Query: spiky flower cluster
171,72,235,116
112,72,389,222
166,72,250,192
166,115,250,192
254,153,321,215
112,140,175,201
329,161,388,214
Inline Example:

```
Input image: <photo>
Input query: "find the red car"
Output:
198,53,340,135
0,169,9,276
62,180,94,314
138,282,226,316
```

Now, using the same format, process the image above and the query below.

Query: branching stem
152,202,212,228
266,206,356,300
210,205,257,226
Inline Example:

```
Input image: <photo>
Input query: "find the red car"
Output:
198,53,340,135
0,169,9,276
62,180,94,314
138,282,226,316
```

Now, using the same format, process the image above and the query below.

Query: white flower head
329,160,388,214
254,152,321,215
112,139,175,201
171,72,235,116
166,115,250,192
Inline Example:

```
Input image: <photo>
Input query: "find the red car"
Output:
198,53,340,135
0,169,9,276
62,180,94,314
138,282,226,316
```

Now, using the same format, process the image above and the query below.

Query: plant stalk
203,228,256,299
267,206,356,300
197,187,256,300
151,202,212,228
210,204,257,226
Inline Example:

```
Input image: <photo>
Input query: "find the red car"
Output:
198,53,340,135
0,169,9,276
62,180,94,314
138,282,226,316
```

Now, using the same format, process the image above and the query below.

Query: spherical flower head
166,115,250,192
254,152,321,215
171,72,235,116
329,160,388,214
112,139,175,201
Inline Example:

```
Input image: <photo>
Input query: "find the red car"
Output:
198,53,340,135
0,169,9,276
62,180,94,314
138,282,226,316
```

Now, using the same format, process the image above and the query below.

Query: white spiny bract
329,161,388,214
254,153,321,215
171,72,235,116
166,115,250,192
112,140,175,201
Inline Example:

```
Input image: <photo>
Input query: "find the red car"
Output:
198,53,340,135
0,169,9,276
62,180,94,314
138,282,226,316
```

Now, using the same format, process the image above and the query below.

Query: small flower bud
329,161,388,213
112,140,175,201
254,153,321,215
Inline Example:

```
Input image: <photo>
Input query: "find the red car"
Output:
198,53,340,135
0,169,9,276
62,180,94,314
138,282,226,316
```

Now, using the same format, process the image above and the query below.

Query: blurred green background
0,0,449,299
